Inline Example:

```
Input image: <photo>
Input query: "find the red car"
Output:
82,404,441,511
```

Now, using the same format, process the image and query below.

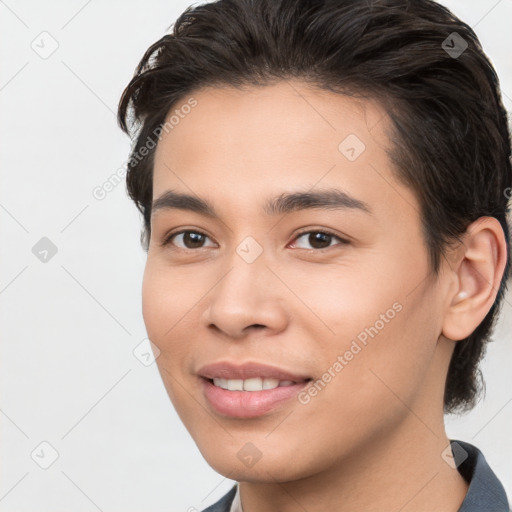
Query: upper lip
197,361,312,382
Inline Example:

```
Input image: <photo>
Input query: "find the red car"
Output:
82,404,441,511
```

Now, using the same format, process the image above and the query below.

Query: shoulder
200,484,238,512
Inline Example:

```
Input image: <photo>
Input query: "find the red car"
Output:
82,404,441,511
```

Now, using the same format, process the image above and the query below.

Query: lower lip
201,378,310,418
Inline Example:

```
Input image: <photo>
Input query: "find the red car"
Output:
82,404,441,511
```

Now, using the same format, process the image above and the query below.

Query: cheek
141,261,201,380
282,258,399,340
141,264,168,343
288,255,438,418
320,286,440,426
142,260,198,339
141,261,203,418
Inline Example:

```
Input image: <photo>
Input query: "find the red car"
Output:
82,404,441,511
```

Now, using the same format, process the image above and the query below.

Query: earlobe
442,217,508,341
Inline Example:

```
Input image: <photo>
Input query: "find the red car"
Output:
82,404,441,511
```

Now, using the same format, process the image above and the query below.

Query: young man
117,0,511,510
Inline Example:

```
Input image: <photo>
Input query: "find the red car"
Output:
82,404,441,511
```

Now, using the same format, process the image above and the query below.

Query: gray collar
454,439,509,511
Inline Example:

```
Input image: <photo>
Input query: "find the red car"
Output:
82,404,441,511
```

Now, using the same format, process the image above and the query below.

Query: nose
200,246,289,339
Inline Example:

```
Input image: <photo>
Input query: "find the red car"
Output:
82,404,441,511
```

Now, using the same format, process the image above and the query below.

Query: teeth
244,377,267,391
262,378,280,390
212,377,297,391
227,379,244,391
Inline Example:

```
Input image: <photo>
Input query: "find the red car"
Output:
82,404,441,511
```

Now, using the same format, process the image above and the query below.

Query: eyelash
160,228,349,251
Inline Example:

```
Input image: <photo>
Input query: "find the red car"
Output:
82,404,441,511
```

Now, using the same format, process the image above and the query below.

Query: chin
197,441,317,483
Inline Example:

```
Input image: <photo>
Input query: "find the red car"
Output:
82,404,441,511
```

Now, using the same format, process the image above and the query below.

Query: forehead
154,80,390,158
151,80,418,220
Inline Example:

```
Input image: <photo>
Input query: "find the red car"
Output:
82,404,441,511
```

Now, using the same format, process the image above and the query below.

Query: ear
442,216,508,341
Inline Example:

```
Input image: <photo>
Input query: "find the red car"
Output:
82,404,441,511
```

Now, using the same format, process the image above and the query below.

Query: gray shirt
201,439,509,512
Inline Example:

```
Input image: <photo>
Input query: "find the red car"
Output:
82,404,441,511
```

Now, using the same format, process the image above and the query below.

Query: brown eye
292,230,348,250
163,230,216,249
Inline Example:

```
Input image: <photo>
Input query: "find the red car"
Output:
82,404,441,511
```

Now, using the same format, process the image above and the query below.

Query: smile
212,377,299,391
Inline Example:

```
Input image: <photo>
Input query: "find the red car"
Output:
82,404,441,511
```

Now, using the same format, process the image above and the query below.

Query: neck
238,412,469,512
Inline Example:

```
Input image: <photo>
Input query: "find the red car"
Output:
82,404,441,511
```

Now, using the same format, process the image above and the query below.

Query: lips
197,361,313,417
197,360,312,382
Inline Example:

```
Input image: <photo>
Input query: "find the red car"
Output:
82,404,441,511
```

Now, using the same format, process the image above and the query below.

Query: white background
1,1,511,510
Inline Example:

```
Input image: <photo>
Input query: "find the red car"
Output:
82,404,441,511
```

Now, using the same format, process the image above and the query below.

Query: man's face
143,81,450,481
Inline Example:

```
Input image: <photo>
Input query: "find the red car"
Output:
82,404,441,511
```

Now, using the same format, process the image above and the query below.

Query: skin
142,80,507,512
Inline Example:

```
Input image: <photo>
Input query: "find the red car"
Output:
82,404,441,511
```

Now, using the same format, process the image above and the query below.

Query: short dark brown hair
118,0,511,414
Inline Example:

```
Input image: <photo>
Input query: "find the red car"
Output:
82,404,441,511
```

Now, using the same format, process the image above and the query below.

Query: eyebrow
151,188,373,218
